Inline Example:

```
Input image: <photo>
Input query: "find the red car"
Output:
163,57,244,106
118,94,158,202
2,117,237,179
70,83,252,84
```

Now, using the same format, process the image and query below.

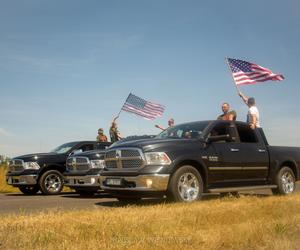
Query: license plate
106,178,122,186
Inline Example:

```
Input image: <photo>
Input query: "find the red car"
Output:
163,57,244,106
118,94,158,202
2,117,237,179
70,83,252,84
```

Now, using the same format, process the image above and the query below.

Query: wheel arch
279,161,299,180
171,159,208,189
37,165,64,181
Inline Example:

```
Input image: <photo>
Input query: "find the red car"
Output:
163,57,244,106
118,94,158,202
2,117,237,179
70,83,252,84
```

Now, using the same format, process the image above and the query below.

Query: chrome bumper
100,174,170,192
64,175,100,187
6,175,37,185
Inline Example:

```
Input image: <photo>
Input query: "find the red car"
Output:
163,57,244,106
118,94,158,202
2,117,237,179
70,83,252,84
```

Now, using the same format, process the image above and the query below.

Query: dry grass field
0,193,300,249
0,164,18,193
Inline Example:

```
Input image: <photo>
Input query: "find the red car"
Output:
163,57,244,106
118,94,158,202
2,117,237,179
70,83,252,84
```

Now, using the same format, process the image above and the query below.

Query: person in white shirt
238,91,260,129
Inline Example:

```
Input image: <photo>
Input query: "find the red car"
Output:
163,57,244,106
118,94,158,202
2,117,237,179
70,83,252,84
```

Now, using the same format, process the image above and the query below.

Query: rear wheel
272,166,296,195
39,170,64,195
18,185,39,195
167,165,203,202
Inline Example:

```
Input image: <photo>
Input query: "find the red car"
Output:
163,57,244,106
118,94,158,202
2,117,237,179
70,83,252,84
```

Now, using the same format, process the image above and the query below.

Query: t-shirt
96,135,108,142
247,106,260,127
217,110,237,121
109,127,119,143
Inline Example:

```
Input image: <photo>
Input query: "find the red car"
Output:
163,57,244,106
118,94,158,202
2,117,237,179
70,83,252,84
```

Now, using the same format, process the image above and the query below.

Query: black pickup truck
100,120,300,202
6,141,104,195
64,136,154,195
64,143,111,195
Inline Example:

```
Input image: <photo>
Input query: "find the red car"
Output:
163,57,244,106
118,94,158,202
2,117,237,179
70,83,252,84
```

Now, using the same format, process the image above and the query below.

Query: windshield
50,142,78,154
156,121,210,139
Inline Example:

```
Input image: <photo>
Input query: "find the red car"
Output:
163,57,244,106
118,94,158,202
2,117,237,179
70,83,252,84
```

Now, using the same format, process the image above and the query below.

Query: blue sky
1,0,300,157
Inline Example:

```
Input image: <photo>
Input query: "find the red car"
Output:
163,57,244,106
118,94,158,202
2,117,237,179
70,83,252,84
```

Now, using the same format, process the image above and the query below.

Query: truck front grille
9,159,24,172
105,148,144,169
67,157,90,171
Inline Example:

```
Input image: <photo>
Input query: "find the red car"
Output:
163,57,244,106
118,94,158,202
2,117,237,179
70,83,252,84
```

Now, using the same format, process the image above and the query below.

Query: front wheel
167,165,203,202
272,166,296,195
39,170,64,195
19,185,39,195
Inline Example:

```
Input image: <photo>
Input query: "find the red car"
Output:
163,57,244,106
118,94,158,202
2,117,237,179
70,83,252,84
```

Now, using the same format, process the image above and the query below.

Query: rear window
236,124,258,143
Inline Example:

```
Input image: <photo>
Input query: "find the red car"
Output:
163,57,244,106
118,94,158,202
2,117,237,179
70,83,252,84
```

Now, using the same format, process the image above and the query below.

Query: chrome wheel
281,172,295,194
177,172,199,202
44,174,62,193
272,167,296,195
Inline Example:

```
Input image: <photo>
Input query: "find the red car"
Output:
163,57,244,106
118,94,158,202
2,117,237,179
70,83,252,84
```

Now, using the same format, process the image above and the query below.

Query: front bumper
100,174,170,192
6,174,38,186
64,175,100,188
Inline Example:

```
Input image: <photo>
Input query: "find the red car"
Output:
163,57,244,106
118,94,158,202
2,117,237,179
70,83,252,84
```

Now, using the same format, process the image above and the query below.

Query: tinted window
156,121,210,139
78,144,95,152
209,122,237,143
236,124,258,143
50,142,78,154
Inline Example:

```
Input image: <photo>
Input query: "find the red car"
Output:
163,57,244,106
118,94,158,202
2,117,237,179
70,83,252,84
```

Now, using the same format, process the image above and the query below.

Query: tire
167,165,203,202
39,170,64,195
18,185,39,195
272,166,296,195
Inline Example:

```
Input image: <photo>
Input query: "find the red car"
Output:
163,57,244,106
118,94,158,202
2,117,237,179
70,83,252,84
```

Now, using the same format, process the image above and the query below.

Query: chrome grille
9,159,24,172
121,159,143,168
105,161,118,168
105,148,144,169
106,151,116,158
121,150,140,157
67,157,90,171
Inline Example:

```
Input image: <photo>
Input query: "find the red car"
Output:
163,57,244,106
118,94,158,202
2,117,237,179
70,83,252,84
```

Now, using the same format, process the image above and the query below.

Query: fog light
146,179,153,188
90,178,95,184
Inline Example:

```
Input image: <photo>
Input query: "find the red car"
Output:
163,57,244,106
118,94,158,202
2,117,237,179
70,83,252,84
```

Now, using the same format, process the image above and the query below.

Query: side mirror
207,134,232,143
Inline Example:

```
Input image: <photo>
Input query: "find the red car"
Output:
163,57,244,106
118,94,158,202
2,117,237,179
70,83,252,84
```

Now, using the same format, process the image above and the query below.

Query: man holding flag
238,91,260,129
226,57,284,129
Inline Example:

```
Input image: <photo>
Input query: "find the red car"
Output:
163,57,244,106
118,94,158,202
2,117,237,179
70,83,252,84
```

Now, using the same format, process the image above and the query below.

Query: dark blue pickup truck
6,141,110,195
100,120,300,202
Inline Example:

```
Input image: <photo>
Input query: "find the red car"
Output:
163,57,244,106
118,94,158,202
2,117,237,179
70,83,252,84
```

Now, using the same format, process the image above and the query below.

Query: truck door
206,121,246,183
235,123,269,181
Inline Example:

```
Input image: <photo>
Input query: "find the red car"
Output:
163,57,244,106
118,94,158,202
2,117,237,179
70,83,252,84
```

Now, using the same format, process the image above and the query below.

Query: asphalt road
0,184,299,215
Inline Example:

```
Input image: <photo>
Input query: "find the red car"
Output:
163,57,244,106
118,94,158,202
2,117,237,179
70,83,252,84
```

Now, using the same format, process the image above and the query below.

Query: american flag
121,93,165,120
227,58,284,85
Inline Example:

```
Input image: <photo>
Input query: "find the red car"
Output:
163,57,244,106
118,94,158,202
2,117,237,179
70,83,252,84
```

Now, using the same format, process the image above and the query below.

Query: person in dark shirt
217,103,237,121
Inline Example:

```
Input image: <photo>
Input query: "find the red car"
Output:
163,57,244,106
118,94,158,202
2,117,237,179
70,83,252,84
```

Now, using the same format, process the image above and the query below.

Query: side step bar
207,185,277,193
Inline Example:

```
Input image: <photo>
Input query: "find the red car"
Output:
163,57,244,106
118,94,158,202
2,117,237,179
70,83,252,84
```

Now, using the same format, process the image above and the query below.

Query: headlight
90,160,105,169
23,162,40,170
144,152,171,166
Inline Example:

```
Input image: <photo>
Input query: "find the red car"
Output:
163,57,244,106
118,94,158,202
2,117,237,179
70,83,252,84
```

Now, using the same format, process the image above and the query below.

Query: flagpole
225,57,240,94
114,93,131,120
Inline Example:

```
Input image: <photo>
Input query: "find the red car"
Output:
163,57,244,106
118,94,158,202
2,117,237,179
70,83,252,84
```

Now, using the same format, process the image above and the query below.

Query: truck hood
14,152,61,161
109,138,204,152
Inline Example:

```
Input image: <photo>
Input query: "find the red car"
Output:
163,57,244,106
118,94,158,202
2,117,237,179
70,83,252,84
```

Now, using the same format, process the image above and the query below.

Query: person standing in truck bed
238,91,260,129
96,128,108,142
109,117,122,143
217,102,237,121
155,118,175,131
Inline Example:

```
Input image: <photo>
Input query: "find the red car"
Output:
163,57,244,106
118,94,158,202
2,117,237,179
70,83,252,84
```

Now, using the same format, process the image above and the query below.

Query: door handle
258,149,266,153
230,148,240,152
